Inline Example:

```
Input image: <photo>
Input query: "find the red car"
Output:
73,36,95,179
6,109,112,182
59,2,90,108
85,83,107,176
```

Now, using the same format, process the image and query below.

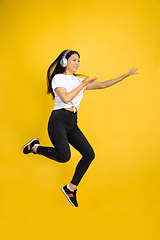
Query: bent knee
59,154,71,163
91,150,95,161
87,149,95,162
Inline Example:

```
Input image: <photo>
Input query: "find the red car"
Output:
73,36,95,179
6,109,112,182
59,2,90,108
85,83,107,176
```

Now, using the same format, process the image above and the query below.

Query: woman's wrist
121,73,128,80
81,82,86,88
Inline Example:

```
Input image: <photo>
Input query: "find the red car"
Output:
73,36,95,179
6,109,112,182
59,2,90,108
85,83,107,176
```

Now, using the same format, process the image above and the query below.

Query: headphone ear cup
63,57,68,67
60,57,67,67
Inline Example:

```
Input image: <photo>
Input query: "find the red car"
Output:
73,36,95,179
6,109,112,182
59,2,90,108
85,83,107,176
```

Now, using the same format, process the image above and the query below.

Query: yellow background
0,0,160,239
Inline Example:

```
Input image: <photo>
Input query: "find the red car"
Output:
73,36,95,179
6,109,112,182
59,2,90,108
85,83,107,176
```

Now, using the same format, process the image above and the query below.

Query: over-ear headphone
60,50,72,68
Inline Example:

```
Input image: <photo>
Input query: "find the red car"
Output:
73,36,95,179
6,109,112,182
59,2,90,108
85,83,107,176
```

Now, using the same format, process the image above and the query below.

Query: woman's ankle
32,145,39,154
68,183,77,191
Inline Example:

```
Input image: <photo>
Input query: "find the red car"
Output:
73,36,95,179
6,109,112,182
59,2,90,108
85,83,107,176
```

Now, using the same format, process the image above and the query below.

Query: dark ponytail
47,50,80,99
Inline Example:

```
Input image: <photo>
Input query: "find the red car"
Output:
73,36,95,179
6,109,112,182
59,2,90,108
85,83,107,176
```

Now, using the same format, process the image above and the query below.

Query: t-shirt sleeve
51,75,66,92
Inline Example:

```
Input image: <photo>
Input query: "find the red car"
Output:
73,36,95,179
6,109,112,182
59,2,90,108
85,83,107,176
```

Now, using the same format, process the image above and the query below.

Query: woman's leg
37,112,71,163
67,126,95,186
37,126,70,163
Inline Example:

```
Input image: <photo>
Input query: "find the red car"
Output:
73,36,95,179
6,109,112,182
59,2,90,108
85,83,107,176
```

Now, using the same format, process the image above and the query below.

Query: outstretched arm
86,68,138,90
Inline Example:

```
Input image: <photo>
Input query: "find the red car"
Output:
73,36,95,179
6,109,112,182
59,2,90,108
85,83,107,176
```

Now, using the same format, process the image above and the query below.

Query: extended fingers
130,68,138,75
85,77,98,82
88,77,98,83
84,76,89,80
90,77,98,81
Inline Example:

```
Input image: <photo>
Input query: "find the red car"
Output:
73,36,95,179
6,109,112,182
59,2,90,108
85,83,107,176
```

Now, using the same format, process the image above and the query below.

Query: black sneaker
23,138,40,154
61,185,78,207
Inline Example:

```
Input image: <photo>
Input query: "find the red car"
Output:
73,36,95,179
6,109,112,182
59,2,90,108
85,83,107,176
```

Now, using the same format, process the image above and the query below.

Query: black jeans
37,109,95,186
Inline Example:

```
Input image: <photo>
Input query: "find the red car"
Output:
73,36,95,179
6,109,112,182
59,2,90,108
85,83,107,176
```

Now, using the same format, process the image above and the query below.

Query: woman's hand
82,76,98,86
123,67,138,78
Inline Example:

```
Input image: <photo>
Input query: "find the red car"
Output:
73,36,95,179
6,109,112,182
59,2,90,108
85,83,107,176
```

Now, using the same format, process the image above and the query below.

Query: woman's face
65,53,80,74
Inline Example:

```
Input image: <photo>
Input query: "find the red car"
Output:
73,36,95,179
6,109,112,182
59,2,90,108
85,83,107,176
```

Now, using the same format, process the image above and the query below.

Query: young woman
23,50,138,207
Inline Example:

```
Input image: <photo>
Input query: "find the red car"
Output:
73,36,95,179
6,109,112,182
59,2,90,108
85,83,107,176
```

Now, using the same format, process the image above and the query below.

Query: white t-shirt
51,74,86,112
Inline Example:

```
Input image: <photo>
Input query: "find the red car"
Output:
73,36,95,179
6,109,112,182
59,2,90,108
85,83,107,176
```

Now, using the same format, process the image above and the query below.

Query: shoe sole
23,138,39,153
61,187,77,207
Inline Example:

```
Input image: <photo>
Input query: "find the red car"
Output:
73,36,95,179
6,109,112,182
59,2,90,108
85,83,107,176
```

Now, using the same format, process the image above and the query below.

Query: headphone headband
62,50,72,59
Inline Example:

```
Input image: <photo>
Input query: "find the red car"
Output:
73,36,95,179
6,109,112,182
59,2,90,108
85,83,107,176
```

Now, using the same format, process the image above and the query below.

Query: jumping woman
23,50,138,207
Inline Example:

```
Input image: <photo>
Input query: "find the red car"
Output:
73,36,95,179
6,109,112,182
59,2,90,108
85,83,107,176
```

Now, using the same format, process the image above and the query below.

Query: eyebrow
72,57,79,60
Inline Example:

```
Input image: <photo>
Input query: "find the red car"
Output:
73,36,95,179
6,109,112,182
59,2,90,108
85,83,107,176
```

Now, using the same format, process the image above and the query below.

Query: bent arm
55,84,85,104
55,76,98,103
86,68,138,90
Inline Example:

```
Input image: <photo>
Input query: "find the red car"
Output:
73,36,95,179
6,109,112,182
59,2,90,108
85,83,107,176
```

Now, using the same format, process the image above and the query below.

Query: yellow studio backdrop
0,0,160,239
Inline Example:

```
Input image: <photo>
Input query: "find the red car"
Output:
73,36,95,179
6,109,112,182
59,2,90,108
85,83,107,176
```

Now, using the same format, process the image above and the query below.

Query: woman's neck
63,69,74,75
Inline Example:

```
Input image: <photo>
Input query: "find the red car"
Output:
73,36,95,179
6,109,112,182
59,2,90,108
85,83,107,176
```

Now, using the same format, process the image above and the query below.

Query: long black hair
47,50,81,99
